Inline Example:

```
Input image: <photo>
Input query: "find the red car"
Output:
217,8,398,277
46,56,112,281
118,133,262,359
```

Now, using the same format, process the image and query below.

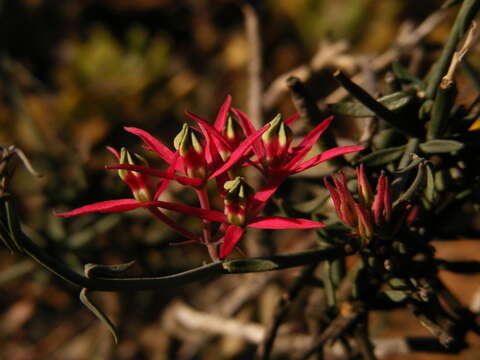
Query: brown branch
257,264,318,360
243,3,263,128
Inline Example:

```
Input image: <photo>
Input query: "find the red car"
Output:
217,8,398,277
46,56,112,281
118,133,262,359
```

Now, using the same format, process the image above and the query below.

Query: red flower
56,96,364,260
324,165,416,242
218,176,324,258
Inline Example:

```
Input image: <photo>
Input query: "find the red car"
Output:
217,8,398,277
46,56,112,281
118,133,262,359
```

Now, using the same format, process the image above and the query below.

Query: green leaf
388,277,408,290
384,290,408,302
358,146,405,166
80,288,119,343
424,163,436,205
392,62,424,87
222,259,279,273
394,155,425,174
329,91,412,117
394,162,426,206
419,139,464,153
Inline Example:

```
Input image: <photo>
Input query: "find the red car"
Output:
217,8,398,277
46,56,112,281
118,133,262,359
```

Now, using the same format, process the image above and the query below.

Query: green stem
18,221,352,291
426,80,457,140
425,0,480,99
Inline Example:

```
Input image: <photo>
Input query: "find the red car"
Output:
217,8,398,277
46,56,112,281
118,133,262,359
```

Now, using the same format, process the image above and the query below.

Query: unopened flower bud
354,203,373,241
174,124,207,179
261,114,293,168
372,173,392,225
224,177,253,226
118,147,151,202
356,164,373,207
223,114,244,146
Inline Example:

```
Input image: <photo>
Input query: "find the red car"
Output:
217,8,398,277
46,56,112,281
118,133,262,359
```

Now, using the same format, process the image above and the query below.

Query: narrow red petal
231,108,255,136
123,127,183,171
154,200,226,222
154,152,179,200
285,116,334,169
383,176,392,222
219,225,244,259
208,124,270,180
247,171,289,216
106,146,120,160
106,164,202,187
372,174,386,225
323,177,343,220
148,206,196,239
231,107,265,162
247,216,325,229
285,113,301,126
55,199,148,217
185,111,232,151
214,95,232,130
294,145,364,173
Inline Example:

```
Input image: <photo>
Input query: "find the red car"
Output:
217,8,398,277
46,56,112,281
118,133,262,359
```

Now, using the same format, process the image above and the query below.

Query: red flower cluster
56,96,363,260
324,165,416,243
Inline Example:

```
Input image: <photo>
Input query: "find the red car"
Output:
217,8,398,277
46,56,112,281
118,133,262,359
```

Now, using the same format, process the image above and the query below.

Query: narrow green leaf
4,199,24,253
394,162,426,207
392,62,424,87
329,92,412,117
358,146,405,166
424,164,436,205
222,259,279,273
80,288,119,344
394,155,424,174
419,139,464,153
85,261,136,278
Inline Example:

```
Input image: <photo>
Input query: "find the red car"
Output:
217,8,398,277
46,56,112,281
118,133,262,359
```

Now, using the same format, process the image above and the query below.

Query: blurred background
1,0,480,359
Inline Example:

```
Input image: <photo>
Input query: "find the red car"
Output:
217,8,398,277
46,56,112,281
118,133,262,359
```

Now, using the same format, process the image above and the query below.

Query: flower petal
208,123,270,180
55,199,150,217
294,145,364,173
219,225,244,259
55,198,226,223
185,111,233,151
248,216,325,229
154,200,226,222
324,177,343,220
214,95,232,130
231,108,265,162
285,113,301,126
247,171,289,215
154,152,179,200
106,164,203,188
124,127,183,172
285,116,334,170
106,146,120,160
231,108,255,136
